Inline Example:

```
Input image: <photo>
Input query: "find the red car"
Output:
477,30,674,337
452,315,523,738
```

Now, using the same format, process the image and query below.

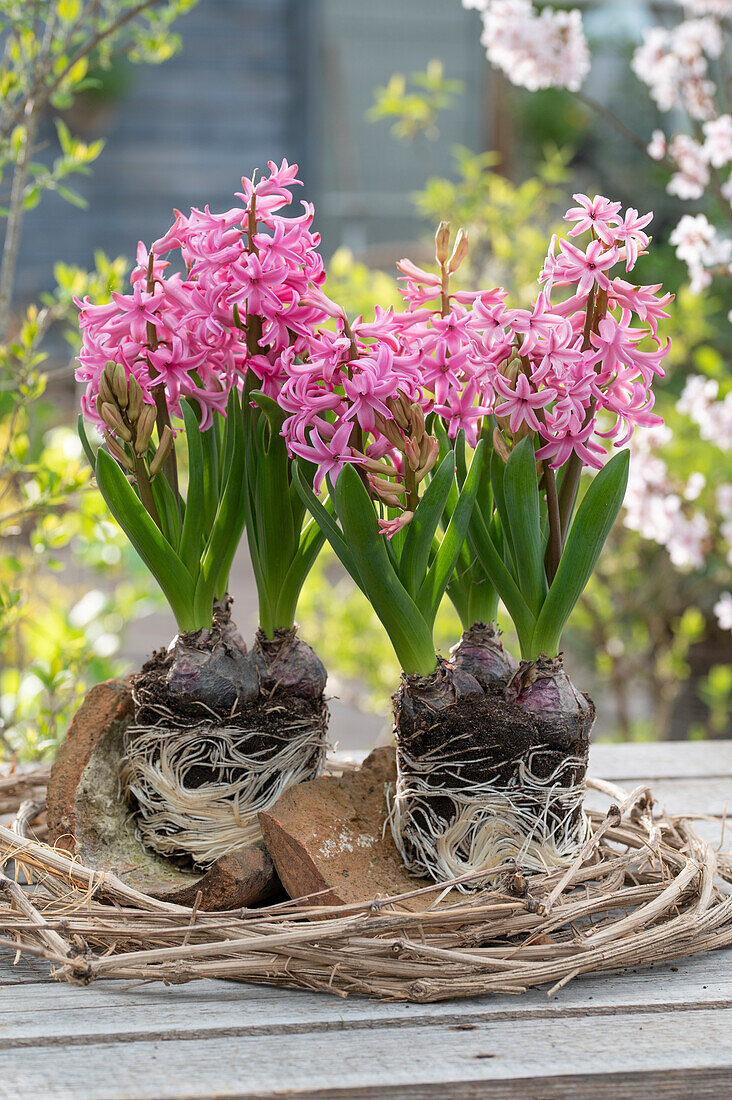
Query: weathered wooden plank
589,739,732,781
115,1070,732,1100
1,1008,731,1099
0,949,730,1044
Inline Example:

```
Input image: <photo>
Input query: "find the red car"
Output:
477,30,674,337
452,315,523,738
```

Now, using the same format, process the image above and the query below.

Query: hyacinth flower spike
296,201,670,889
75,162,331,870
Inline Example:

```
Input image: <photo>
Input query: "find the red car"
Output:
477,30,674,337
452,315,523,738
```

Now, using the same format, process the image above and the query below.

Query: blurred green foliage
414,144,571,300
0,0,196,760
368,60,463,142
0,422,157,759
0,255,162,760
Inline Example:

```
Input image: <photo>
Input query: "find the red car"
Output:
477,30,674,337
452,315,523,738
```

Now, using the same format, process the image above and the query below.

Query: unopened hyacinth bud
363,456,400,478
112,362,129,408
415,435,440,483
104,430,134,471
385,495,406,510
419,430,434,465
447,228,469,274
493,426,511,464
375,414,405,451
498,352,520,384
435,221,451,265
127,375,144,422
369,474,405,499
98,364,116,407
404,437,420,471
408,402,425,439
100,401,132,442
387,395,411,432
149,424,174,477
134,404,157,455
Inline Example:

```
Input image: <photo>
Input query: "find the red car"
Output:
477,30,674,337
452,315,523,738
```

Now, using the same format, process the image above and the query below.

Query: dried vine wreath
2,767,731,1003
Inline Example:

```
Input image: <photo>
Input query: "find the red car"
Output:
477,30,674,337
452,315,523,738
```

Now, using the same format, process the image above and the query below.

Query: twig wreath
1,768,731,1002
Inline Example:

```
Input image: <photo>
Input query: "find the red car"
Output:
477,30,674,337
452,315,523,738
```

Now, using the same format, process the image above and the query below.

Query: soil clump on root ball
390,654,594,888
121,602,328,869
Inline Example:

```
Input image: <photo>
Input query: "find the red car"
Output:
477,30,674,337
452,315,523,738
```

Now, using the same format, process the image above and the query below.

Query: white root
121,703,327,868
388,746,591,889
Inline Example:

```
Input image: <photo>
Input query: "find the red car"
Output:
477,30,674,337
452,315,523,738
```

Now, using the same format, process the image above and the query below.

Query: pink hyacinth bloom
343,349,400,433
395,258,442,288
602,207,653,270
227,253,289,314
530,322,581,384
610,280,673,333
270,187,669,491
433,378,493,446
78,160,329,447
494,372,553,435
555,238,619,295
536,422,607,470
289,421,365,492
510,291,567,356
110,284,164,343
378,512,414,539
587,313,645,381
564,194,622,238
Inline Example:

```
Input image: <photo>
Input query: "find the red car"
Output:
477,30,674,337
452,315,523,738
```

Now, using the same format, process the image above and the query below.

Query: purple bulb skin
505,654,595,751
450,622,518,691
394,657,483,727
250,627,327,700
133,599,259,723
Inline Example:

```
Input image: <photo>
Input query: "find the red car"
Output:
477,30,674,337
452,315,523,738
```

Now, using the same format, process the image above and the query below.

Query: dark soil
132,604,327,739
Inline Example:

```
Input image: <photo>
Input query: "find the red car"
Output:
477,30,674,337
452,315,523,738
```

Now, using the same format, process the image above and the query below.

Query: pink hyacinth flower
564,194,622,238
494,372,553,434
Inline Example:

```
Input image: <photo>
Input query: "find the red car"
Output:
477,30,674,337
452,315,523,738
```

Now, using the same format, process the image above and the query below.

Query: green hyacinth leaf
503,434,547,616
179,399,206,578
416,439,485,629
77,415,97,471
95,447,195,630
292,461,363,592
333,463,436,676
398,450,455,599
466,503,536,655
532,449,630,657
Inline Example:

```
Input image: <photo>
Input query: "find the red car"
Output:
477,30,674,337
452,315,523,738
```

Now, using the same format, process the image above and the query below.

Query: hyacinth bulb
395,658,483,728
250,627,327,700
505,654,595,749
134,601,259,723
450,622,518,691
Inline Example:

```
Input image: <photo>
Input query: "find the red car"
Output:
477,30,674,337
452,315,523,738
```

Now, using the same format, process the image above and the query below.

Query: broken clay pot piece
46,680,280,910
259,746,443,910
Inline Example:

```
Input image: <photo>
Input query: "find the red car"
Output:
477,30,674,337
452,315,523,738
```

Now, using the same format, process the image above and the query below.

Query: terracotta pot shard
46,680,280,910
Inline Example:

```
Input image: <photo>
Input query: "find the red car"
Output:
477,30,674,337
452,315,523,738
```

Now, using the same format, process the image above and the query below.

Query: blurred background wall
15,0,674,289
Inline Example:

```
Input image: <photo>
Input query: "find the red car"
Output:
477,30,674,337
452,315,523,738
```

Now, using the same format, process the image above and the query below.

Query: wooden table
2,740,732,1099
